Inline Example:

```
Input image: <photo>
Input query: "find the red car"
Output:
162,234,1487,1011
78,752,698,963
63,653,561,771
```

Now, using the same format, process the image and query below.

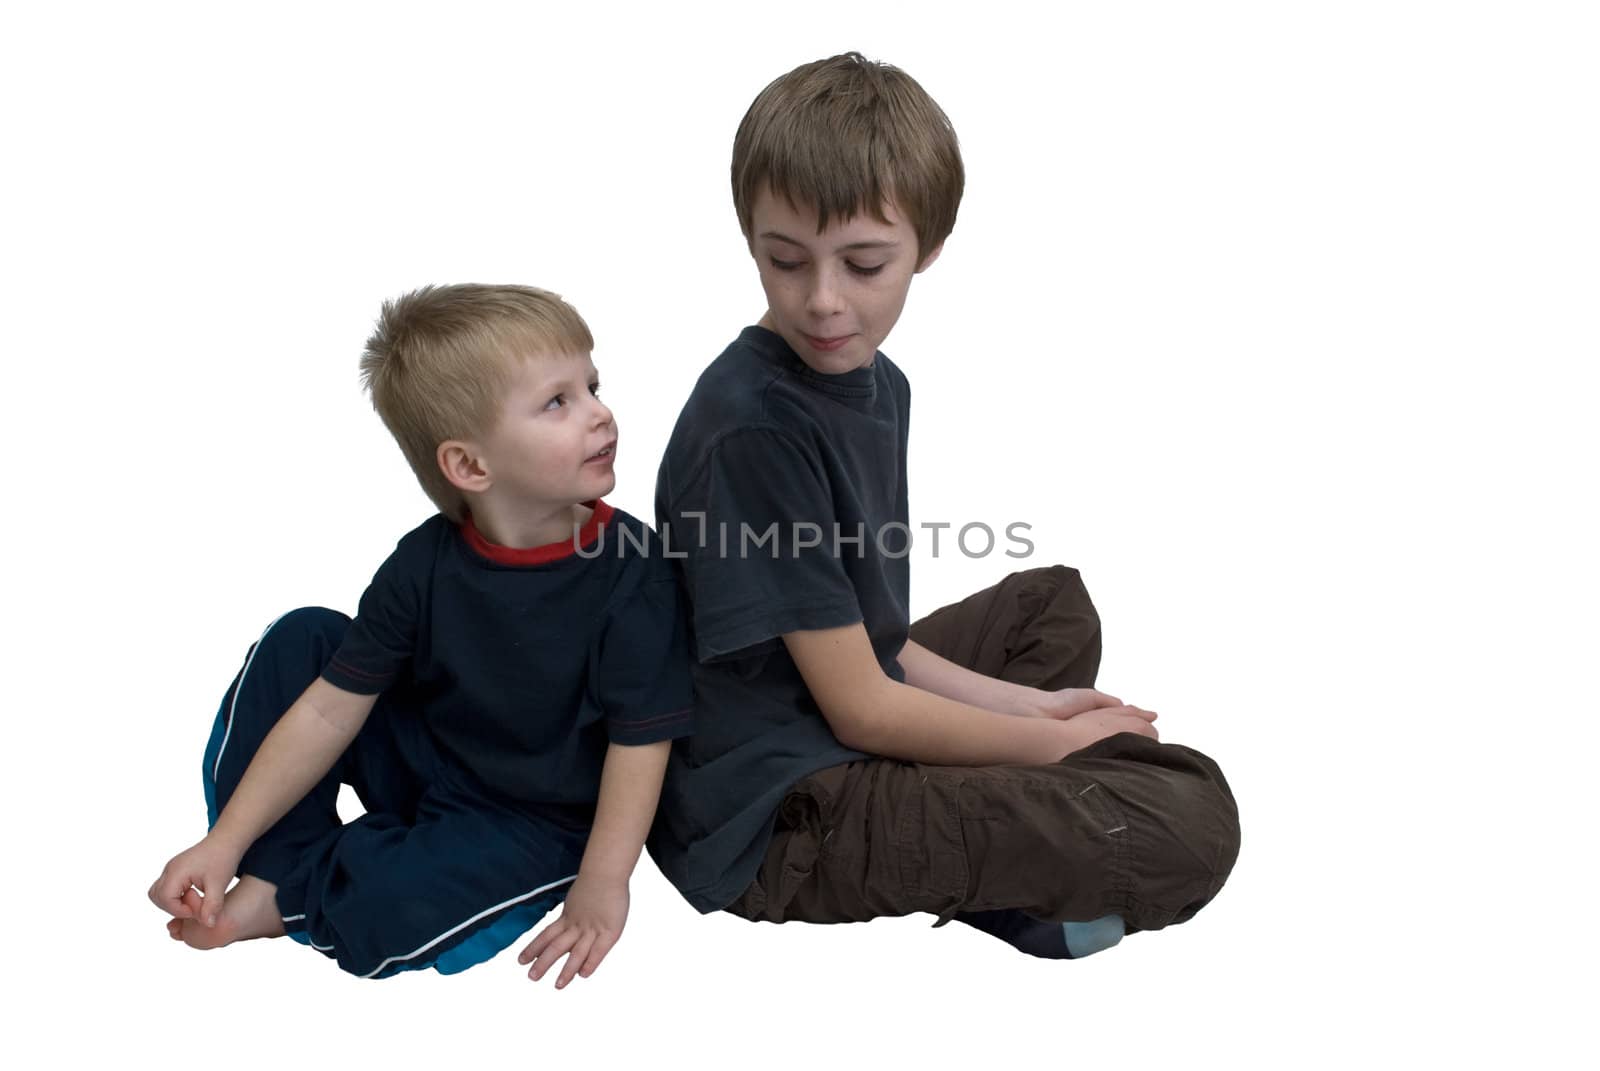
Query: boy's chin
778,327,877,375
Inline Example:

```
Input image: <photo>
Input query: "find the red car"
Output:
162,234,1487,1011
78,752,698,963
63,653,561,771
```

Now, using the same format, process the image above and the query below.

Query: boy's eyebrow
759,229,900,252
531,365,599,392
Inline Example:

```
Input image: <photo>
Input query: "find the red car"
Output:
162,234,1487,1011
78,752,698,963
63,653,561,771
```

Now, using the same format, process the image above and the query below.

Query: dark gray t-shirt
648,325,912,912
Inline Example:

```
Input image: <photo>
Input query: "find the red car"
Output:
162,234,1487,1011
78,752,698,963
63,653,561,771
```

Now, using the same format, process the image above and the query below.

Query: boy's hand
148,836,242,928
1029,688,1160,727
517,874,629,989
1024,687,1144,720
1050,705,1161,759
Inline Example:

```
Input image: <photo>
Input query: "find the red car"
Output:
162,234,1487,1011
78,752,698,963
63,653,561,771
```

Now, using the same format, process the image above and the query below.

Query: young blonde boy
149,284,693,983
649,54,1239,958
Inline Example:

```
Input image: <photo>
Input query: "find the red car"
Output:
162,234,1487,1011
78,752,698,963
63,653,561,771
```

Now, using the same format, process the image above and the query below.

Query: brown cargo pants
726,566,1241,933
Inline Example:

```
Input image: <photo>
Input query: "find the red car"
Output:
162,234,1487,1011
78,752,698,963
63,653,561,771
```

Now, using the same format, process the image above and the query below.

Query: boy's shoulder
578,505,686,603
368,512,456,575
596,506,673,571
676,327,794,430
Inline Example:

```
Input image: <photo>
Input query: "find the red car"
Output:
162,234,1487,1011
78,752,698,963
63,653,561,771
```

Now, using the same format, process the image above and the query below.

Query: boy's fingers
150,871,180,913
1111,705,1157,725
530,931,579,981
579,934,617,978
556,934,597,989
517,920,561,964
180,886,205,919
152,874,196,919
1103,710,1158,741
202,877,227,927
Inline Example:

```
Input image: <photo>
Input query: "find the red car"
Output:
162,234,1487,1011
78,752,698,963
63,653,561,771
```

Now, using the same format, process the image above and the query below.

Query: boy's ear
914,240,945,274
437,440,492,494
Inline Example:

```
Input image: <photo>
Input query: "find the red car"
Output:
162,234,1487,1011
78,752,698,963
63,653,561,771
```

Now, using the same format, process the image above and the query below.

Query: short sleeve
676,428,862,662
320,542,424,695
596,567,696,745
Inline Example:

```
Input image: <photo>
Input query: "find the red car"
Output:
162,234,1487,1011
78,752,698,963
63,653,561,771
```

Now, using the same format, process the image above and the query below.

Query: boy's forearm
898,638,1038,716
208,678,373,858
843,679,1067,766
576,739,671,884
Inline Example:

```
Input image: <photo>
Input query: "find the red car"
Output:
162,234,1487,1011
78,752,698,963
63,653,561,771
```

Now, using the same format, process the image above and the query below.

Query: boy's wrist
1004,685,1051,718
575,858,635,887
575,827,645,886
198,823,250,866
204,819,248,851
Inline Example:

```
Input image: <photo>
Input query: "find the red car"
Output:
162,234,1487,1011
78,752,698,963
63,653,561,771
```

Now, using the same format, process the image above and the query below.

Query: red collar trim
460,500,615,566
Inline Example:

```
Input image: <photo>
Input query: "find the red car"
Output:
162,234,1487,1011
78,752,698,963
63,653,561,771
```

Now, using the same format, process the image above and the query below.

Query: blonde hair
359,284,593,521
732,52,964,264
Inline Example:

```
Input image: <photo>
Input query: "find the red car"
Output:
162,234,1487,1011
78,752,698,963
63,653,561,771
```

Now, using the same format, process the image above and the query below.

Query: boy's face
750,187,941,375
474,352,617,511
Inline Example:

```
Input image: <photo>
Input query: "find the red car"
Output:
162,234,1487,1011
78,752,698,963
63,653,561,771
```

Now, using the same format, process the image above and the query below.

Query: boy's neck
467,499,595,551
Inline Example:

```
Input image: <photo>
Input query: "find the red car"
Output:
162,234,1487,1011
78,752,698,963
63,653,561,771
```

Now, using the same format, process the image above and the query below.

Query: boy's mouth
803,332,853,353
585,440,617,464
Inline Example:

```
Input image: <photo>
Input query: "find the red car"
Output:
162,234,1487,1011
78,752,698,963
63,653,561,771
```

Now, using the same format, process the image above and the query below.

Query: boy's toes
180,886,206,918
171,915,235,951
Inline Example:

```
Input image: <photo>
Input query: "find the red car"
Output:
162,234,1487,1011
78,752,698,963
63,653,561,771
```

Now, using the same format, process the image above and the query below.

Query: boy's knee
257,607,351,665
1006,564,1099,624
1149,746,1240,925
1176,746,1240,882
273,605,351,637
1078,735,1240,929
1046,563,1096,613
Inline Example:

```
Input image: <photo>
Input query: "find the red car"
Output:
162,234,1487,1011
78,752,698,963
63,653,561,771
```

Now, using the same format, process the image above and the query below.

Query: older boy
149,284,693,983
649,54,1239,958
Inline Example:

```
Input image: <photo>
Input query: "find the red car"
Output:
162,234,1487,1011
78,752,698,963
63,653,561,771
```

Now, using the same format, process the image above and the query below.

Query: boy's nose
805,268,845,317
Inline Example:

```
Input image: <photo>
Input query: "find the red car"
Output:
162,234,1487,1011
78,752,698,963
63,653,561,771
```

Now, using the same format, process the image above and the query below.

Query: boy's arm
575,739,671,885
518,739,670,988
898,638,1138,721
148,678,378,926
788,625,1158,765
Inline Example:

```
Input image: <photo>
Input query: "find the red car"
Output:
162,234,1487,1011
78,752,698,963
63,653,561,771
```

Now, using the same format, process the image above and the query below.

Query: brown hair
359,284,593,521
732,52,964,263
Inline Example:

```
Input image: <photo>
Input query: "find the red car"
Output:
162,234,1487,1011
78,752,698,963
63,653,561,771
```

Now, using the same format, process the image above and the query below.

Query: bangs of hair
360,284,593,520
733,52,964,262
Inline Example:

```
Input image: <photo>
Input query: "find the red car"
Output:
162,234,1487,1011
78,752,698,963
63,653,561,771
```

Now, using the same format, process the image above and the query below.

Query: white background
4,1,1595,1066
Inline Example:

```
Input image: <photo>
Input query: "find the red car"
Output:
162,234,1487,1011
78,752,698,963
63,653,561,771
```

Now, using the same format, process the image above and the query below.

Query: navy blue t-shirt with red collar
319,500,694,812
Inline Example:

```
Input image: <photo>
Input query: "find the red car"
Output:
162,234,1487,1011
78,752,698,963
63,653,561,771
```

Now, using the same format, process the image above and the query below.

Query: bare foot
166,875,286,950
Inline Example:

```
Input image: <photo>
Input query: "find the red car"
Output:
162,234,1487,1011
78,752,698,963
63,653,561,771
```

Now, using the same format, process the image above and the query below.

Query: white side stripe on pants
360,873,580,979
211,611,290,785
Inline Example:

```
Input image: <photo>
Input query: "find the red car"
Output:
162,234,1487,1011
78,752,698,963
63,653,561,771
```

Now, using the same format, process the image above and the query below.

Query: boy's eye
589,382,601,396
769,257,804,272
544,394,564,411
847,262,886,277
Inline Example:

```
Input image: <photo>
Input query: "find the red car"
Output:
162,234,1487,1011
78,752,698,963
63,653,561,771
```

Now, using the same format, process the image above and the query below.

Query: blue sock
1061,914,1126,958
955,910,1126,959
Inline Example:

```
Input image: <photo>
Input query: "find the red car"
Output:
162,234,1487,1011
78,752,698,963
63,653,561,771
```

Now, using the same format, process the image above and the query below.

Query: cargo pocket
896,765,974,926
951,764,1131,923
737,774,835,923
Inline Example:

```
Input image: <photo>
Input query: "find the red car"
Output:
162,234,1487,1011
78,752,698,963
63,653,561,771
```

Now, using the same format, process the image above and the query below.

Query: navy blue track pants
201,607,589,979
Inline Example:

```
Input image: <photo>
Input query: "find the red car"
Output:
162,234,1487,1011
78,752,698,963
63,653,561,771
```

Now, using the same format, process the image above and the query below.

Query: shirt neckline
740,325,880,400
460,499,615,566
